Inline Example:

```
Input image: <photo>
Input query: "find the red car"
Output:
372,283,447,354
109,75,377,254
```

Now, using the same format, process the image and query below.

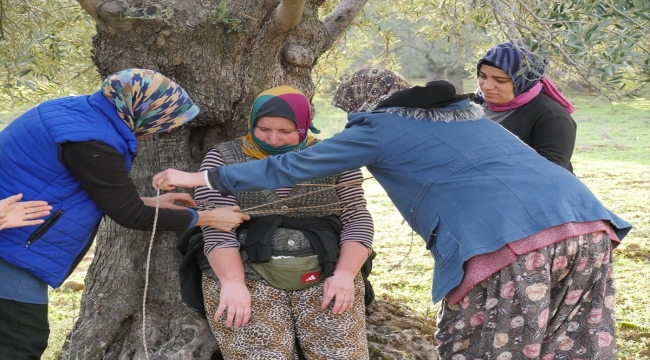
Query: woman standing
0,69,248,359
154,77,630,359
474,41,577,172
196,86,374,359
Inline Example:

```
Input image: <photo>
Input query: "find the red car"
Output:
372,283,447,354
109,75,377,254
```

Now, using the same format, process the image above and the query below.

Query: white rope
142,188,160,360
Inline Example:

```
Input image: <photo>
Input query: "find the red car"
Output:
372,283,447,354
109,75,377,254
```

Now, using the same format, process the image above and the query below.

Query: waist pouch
249,254,323,291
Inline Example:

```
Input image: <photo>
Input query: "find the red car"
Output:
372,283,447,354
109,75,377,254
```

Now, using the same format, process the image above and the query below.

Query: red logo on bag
301,271,320,284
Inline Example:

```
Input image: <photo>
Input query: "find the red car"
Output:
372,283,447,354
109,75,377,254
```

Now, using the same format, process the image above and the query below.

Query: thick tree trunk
63,0,371,359
62,129,218,360
448,66,464,94
427,67,446,83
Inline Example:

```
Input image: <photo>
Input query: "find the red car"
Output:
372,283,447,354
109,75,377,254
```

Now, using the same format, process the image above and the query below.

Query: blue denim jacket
214,100,631,302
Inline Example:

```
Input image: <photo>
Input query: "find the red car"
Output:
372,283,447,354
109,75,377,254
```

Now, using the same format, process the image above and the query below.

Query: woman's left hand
142,193,197,209
0,194,52,230
321,271,356,314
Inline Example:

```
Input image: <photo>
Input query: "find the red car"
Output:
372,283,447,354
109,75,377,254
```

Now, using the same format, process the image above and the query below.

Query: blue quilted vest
0,91,138,287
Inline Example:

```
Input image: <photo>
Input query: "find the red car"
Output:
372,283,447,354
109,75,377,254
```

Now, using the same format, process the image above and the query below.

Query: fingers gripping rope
142,189,160,359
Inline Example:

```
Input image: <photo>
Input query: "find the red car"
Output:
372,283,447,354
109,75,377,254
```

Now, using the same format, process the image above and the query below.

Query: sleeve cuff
186,208,199,228
207,167,234,196
203,170,214,190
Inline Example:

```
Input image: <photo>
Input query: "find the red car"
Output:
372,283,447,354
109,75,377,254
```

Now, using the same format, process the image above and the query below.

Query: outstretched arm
152,117,383,193
61,141,248,232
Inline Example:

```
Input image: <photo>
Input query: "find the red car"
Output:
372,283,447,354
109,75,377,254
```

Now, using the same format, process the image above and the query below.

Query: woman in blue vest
0,193,52,230
0,68,249,359
152,77,631,359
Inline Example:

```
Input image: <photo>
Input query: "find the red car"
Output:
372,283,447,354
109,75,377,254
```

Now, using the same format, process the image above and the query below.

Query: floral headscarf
332,67,411,113
241,85,316,159
102,69,200,137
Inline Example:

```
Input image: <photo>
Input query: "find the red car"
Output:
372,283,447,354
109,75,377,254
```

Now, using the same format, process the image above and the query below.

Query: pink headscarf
486,77,575,114
478,41,575,114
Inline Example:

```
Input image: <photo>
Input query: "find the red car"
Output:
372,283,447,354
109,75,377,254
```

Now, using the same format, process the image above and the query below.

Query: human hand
321,270,357,314
198,206,250,232
215,281,251,329
0,194,52,230
152,169,205,191
142,193,197,209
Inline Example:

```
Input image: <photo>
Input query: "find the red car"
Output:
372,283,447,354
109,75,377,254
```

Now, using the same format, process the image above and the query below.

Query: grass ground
3,85,647,359
0,111,20,132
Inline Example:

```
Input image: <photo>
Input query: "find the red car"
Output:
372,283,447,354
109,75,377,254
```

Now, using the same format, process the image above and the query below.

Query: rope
192,176,373,216
142,188,160,360
240,177,371,212
139,176,374,357
193,198,366,216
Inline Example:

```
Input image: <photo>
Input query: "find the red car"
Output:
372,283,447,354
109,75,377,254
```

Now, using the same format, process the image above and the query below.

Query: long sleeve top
60,141,196,231
195,149,374,256
482,93,577,172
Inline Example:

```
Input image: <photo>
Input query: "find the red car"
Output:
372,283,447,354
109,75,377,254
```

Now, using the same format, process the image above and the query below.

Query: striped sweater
196,149,374,255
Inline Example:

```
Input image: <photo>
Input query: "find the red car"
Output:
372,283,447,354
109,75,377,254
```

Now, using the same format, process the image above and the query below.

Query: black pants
0,298,49,360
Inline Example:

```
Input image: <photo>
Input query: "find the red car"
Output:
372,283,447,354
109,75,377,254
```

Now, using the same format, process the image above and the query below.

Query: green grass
0,110,22,132
22,88,650,359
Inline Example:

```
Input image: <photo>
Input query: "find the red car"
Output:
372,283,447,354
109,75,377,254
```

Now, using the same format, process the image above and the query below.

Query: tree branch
76,0,103,27
273,0,306,34
321,0,368,46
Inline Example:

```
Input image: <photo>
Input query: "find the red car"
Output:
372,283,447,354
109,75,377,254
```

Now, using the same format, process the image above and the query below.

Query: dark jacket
475,93,577,172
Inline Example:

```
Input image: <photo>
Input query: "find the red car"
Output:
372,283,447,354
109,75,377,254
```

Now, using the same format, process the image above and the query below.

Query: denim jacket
212,100,631,302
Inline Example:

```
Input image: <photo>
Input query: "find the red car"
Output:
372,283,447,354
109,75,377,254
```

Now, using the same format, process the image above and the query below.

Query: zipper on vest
25,210,64,248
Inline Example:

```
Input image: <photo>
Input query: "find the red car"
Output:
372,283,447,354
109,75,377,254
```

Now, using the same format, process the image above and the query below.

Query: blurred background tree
315,0,649,98
1,0,647,110
0,0,97,108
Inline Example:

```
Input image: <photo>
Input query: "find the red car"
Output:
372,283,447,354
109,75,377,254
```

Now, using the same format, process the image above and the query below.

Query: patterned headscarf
332,67,411,113
102,69,200,138
241,85,316,159
476,41,548,97
476,41,574,113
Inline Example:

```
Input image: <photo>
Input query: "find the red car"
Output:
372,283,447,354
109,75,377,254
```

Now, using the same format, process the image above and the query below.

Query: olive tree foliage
0,0,97,109
480,0,649,96
1,0,647,107
316,0,650,99
314,2,487,94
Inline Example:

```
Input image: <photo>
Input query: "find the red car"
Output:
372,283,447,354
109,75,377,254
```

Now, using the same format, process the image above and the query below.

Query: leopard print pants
202,272,369,360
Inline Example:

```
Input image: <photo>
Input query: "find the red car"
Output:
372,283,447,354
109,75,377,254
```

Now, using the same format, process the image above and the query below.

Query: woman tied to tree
194,86,374,359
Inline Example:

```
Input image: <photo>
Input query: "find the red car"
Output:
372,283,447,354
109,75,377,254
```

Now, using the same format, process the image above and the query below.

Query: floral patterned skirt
436,231,616,359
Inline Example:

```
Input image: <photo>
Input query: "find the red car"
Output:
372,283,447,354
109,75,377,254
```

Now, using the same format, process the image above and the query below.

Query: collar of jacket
376,99,485,123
